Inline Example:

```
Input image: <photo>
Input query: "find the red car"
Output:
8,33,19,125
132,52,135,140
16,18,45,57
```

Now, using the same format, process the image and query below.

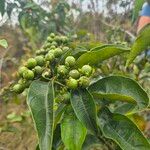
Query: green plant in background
12,23,150,150
0,0,72,49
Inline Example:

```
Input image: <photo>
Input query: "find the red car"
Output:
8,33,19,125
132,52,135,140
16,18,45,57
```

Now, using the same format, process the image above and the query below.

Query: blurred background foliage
0,0,150,149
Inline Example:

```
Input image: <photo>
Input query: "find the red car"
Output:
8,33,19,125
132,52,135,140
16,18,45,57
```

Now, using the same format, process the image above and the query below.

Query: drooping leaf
89,76,149,114
71,89,98,134
61,111,87,150
27,80,55,150
0,39,8,49
0,0,5,16
126,24,150,66
98,107,150,150
76,45,130,67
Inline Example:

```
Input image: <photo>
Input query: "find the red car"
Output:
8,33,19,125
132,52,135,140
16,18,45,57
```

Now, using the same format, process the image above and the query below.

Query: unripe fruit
23,70,34,80
79,76,90,88
54,48,63,57
81,65,92,76
18,66,28,77
45,52,55,62
34,66,43,75
65,56,76,67
69,69,80,79
13,84,24,94
50,45,56,49
18,79,31,88
35,56,45,66
54,36,60,42
63,92,70,100
51,41,57,46
57,65,68,76
45,43,51,49
63,46,69,51
50,33,55,38
47,37,53,42
66,78,78,89
26,58,37,69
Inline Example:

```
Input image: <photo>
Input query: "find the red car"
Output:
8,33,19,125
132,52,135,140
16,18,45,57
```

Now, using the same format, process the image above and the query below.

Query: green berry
51,41,57,46
50,45,56,49
50,33,55,38
65,56,76,67
66,78,78,90
63,46,69,51
54,36,60,42
18,66,28,77
34,66,43,75
79,76,90,88
47,37,53,42
26,58,37,69
69,69,80,79
23,70,34,80
13,84,24,94
81,65,92,76
63,92,70,101
35,56,45,66
54,48,63,57
45,52,55,61
57,65,68,76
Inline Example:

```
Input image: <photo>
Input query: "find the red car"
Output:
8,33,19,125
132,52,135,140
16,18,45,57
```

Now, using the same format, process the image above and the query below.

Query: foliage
127,24,150,66
11,32,150,150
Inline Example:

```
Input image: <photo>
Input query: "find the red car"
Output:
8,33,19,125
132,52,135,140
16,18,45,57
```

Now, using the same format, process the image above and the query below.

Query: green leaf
0,39,8,48
98,107,150,150
76,45,130,67
89,76,149,114
27,80,55,150
54,103,67,129
126,24,150,66
0,0,5,16
132,0,145,23
61,112,87,150
71,89,98,134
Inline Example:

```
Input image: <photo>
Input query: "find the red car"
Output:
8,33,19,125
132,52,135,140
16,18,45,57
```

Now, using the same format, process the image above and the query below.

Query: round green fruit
34,66,43,75
26,58,37,69
18,66,28,77
47,37,53,42
63,46,69,51
81,65,92,76
45,52,55,61
66,78,78,90
79,76,90,88
13,84,24,94
23,70,34,80
50,45,56,49
65,56,76,67
69,69,80,79
51,41,57,46
57,65,68,76
35,56,45,66
54,48,63,57
50,33,55,38
63,92,70,100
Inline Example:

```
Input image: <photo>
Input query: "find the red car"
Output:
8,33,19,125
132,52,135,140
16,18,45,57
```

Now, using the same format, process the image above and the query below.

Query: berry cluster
13,33,93,94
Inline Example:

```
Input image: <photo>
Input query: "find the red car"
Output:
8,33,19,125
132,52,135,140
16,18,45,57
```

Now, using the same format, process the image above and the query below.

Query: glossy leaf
76,45,130,67
61,112,87,150
98,107,150,150
126,24,150,66
27,80,55,150
0,39,8,49
71,89,98,134
89,76,149,114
